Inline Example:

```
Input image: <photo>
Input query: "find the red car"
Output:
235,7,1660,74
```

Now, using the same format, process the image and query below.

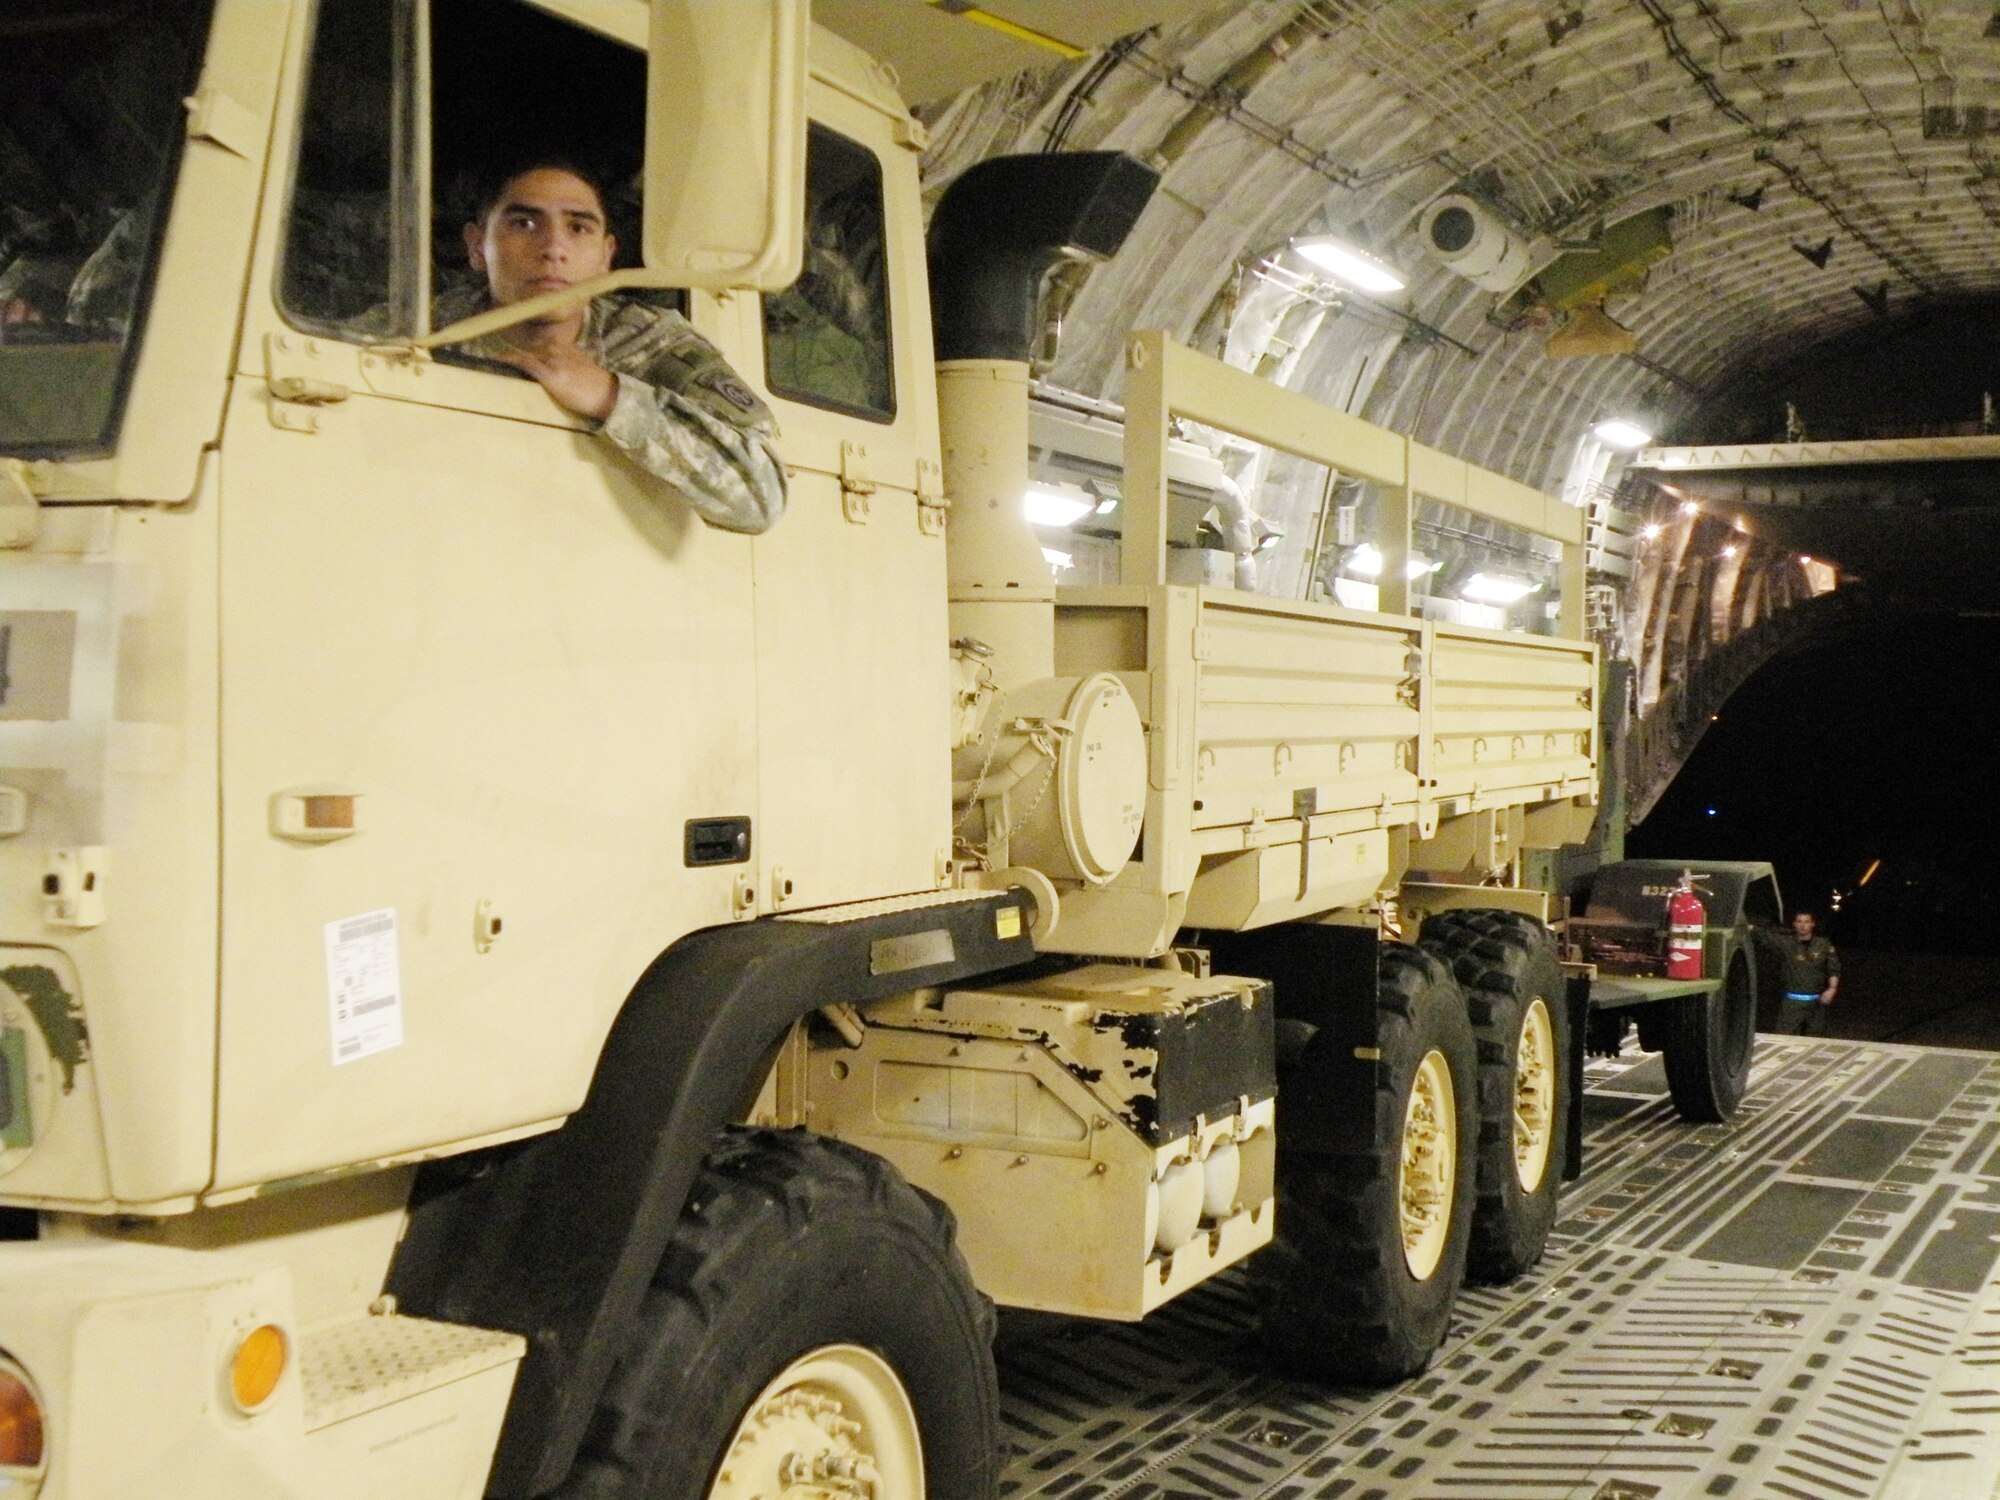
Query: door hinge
270,375,351,405
916,457,948,536
839,440,876,523
264,332,352,432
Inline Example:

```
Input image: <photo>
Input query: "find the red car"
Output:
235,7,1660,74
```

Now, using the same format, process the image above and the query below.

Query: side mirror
645,0,809,291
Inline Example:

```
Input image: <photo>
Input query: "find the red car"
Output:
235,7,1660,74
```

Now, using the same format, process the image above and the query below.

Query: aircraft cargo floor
998,1033,2000,1500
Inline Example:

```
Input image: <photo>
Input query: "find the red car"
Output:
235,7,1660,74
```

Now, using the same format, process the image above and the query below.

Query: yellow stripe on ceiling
921,0,1088,59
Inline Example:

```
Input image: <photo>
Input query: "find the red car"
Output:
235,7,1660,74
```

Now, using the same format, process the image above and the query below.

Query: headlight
0,1352,47,1495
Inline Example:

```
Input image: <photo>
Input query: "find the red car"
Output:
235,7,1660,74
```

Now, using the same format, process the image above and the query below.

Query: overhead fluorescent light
1349,544,1438,579
1592,418,1654,449
1024,484,1094,528
1461,572,1537,604
1641,522,1664,540
1041,547,1074,571
1292,236,1406,294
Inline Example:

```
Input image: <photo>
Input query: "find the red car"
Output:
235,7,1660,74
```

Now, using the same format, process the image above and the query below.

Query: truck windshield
0,0,211,458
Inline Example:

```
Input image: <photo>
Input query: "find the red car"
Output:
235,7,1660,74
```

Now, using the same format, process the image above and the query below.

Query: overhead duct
1418,194,1535,293
1500,206,1673,323
1545,304,1637,358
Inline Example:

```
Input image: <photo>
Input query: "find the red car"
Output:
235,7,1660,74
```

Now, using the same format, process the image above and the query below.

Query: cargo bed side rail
1117,330,1587,636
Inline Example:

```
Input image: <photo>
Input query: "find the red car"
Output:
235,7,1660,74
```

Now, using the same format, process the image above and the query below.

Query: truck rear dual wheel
1263,944,1478,1385
557,1127,1000,1500
1661,949,1755,1122
1419,910,1570,1284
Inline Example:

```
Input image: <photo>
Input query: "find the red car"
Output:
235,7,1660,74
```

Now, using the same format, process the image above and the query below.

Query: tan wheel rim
708,1343,923,1500
1512,997,1556,1194
1399,1048,1457,1281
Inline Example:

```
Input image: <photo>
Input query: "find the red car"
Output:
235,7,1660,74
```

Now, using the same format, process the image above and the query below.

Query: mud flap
1205,924,1381,1155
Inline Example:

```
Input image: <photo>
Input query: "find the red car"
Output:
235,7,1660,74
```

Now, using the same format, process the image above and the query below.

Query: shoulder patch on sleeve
708,373,763,413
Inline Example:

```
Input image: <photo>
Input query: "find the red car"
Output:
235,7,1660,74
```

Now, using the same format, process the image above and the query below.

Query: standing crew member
1772,909,1840,1036
440,155,786,534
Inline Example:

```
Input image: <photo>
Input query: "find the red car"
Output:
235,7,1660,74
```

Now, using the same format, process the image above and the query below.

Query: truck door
211,0,761,1194
746,86,953,912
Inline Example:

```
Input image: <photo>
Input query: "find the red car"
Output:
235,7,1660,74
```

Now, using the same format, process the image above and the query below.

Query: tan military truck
0,3,1597,1496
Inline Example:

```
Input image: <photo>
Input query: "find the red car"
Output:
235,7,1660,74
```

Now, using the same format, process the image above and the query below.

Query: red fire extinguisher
1666,871,1706,979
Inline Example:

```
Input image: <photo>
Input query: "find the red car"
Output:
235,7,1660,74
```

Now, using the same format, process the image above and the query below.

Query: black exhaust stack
927,152,1160,364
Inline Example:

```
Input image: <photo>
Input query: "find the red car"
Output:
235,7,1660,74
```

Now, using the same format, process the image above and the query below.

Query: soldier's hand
491,341,619,423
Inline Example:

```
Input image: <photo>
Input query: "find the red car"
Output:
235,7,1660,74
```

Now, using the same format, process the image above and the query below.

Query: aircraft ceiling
919,0,2000,498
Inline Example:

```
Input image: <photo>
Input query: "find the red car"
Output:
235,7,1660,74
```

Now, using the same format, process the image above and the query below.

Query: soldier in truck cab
438,154,787,535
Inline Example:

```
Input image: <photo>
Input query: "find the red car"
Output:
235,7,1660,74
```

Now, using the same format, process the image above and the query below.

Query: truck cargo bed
999,1032,2000,1499
1049,584,1597,949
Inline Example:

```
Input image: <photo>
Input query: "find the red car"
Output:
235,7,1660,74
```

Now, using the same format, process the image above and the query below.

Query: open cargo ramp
998,1033,2000,1499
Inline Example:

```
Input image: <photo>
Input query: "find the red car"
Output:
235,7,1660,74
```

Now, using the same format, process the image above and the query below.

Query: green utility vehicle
1573,859,1784,1121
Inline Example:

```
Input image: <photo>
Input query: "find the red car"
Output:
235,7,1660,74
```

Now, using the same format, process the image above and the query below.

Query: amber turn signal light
228,1325,288,1414
0,1362,44,1468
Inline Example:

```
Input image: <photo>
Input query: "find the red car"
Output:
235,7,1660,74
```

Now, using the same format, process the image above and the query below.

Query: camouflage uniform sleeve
596,322,787,535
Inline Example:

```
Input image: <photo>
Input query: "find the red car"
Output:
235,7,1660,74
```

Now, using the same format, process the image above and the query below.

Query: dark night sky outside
1629,615,2000,957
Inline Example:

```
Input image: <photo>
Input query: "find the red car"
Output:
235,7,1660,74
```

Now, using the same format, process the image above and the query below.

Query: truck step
300,1312,524,1431
998,1033,2000,1499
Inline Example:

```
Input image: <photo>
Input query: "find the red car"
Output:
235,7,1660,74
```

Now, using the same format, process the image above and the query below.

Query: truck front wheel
1263,944,1477,1384
1420,910,1570,1283
556,1127,1000,1500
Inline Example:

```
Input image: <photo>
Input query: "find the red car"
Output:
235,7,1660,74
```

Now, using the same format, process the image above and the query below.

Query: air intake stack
929,152,1158,693
929,153,1158,914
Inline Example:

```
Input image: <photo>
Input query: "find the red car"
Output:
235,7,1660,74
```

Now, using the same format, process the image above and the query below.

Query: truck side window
763,126,894,422
428,0,650,326
279,0,419,339
0,0,211,457
284,0,660,344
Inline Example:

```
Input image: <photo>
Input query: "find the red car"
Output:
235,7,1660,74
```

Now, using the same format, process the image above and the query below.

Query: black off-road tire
1662,948,1755,1123
554,1127,1000,1500
1262,944,1478,1385
1420,909,1570,1284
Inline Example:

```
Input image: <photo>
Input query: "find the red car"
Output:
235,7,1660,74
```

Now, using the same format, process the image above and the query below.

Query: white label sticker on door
325,907,403,1065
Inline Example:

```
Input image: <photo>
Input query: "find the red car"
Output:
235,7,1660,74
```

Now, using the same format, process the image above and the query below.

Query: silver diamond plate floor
997,1034,2000,1500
